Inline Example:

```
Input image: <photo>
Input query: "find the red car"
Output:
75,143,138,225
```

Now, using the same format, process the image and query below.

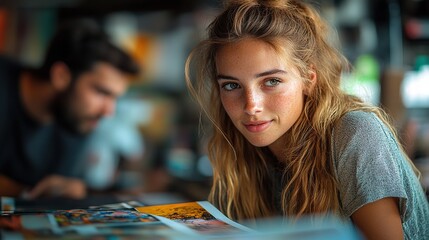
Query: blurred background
0,0,428,201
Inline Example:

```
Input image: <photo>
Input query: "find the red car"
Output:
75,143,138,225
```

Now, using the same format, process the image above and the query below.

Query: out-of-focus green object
341,54,380,105
355,54,380,83
414,55,429,71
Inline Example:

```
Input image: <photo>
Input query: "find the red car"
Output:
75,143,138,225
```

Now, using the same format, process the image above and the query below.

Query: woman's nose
243,89,263,115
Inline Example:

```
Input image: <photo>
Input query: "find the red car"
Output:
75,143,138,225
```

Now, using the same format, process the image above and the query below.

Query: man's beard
50,89,99,136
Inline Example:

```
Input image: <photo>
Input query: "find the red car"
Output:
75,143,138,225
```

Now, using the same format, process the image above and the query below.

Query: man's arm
26,175,87,199
0,174,26,197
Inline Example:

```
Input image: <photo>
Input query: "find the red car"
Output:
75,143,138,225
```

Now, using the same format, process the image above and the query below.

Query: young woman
185,0,429,239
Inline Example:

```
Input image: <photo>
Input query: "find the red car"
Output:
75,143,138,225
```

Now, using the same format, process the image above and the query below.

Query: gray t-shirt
332,111,429,239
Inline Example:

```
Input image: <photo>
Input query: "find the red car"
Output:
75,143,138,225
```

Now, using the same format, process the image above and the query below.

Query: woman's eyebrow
216,74,238,81
217,69,287,81
255,69,287,78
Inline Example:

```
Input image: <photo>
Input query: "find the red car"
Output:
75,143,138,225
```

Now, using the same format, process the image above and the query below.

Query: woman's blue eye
222,82,240,91
265,78,281,87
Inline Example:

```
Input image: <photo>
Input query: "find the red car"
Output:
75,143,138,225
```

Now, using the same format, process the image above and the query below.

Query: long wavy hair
185,0,418,220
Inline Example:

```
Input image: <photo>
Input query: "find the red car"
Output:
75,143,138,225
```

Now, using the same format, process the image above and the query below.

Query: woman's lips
244,121,272,133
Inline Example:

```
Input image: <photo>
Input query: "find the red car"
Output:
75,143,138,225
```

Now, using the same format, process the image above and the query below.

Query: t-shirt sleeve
332,111,409,219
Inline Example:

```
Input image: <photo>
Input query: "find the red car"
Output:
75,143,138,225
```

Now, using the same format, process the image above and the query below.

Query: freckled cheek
268,94,300,113
220,95,239,119
271,96,288,106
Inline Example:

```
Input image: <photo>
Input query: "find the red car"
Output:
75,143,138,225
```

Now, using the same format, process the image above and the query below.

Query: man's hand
26,175,87,199
0,174,26,197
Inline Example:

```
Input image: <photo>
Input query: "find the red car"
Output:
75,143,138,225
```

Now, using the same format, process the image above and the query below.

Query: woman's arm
351,197,404,240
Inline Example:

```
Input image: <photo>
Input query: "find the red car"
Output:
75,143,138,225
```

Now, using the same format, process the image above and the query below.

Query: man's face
52,62,130,135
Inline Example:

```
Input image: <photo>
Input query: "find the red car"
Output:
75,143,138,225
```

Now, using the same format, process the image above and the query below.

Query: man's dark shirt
0,56,88,187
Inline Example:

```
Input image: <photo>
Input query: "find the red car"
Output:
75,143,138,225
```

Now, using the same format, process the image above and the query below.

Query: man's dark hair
36,18,139,80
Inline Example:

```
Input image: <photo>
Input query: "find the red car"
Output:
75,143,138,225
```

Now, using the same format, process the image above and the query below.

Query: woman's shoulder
331,110,398,158
334,110,388,138
336,110,381,129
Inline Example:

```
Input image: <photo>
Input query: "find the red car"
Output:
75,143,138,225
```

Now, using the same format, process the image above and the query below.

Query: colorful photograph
53,209,159,227
136,202,245,235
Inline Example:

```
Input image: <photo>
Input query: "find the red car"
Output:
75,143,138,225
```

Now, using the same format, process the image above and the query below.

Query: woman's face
215,38,307,153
